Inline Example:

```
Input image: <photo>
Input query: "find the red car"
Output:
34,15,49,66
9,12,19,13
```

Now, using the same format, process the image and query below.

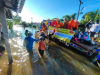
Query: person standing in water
25,30,28,37
38,37,48,57
24,32,40,54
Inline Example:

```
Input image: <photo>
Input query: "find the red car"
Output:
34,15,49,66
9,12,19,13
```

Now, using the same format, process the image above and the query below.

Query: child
38,37,48,57
78,31,85,42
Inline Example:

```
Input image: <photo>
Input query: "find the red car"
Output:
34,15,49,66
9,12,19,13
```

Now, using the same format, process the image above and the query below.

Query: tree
60,19,64,22
21,21,27,27
13,15,21,25
7,19,13,29
80,9,100,25
62,13,77,21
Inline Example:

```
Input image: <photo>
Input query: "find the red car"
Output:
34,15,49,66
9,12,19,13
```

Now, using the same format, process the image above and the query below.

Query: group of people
73,19,100,45
24,30,48,57
40,18,80,32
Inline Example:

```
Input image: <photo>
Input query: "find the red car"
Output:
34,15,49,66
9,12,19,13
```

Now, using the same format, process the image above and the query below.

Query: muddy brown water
0,25,100,75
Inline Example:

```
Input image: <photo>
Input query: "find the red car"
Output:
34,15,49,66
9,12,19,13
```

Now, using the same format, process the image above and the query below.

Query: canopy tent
0,0,25,64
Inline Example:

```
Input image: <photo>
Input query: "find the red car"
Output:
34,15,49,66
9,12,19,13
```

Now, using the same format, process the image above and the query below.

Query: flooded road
0,25,100,75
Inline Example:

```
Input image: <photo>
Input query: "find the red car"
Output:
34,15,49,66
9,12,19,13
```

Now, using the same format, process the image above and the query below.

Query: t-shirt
84,35,88,40
24,37,39,50
90,24,100,33
25,32,28,37
97,54,100,60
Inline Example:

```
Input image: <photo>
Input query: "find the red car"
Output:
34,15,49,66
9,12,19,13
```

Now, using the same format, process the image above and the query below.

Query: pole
0,6,13,64
77,0,83,20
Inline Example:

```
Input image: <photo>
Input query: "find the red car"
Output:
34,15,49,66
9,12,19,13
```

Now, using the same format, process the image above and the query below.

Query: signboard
49,26,75,43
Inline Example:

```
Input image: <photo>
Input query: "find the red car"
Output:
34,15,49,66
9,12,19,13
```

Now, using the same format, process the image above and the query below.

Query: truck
48,26,98,56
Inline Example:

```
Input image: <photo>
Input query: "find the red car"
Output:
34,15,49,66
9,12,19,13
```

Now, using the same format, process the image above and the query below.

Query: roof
0,0,25,18
1,0,25,13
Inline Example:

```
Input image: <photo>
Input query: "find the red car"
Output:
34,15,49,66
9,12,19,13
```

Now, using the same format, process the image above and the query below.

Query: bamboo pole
0,6,13,64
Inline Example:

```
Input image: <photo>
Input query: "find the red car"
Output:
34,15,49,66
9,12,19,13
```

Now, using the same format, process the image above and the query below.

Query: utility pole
77,0,83,20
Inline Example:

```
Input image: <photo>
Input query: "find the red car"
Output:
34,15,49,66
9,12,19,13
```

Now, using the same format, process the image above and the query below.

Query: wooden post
0,6,13,64
77,0,83,20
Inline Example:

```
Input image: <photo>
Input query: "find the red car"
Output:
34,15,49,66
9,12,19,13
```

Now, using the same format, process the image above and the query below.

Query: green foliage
33,25,36,28
7,19,13,29
21,21,27,27
13,15,21,25
62,13,77,21
60,19,64,23
80,9,100,25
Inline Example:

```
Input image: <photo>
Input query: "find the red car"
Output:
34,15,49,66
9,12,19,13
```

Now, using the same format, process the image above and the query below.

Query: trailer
48,26,98,56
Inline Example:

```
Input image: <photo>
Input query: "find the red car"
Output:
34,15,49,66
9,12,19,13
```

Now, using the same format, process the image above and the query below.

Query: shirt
86,35,90,41
25,32,28,37
96,49,100,52
90,24,100,33
24,37,39,50
97,54,100,60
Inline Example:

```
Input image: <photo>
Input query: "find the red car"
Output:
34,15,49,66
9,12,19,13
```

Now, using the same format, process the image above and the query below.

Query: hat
28,32,33,37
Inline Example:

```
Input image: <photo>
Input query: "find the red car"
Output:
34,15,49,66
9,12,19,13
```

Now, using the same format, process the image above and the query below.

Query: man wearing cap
24,32,40,54
90,20,100,44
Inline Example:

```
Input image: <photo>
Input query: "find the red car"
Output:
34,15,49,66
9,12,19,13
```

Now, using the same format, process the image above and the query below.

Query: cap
28,32,33,37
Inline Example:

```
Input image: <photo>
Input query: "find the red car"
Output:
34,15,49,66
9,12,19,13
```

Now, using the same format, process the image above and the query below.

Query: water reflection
0,25,100,75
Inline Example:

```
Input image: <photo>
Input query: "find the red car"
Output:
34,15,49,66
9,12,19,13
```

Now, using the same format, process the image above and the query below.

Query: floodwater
0,25,100,75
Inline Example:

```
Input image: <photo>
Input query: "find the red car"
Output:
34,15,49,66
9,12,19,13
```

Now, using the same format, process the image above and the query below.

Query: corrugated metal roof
0,0,25,19
1,0,25,13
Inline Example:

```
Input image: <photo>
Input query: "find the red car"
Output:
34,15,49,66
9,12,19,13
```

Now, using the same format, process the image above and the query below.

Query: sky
14,0,100,23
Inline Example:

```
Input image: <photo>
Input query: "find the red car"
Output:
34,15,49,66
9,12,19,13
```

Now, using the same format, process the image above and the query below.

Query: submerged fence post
0,6,13,64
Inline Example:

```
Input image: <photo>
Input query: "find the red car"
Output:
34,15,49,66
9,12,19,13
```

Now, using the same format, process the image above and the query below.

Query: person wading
38,37,48,57
24,32,40,55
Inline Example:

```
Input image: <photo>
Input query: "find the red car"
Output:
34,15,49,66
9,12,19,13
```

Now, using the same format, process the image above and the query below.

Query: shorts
90,32,96,37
